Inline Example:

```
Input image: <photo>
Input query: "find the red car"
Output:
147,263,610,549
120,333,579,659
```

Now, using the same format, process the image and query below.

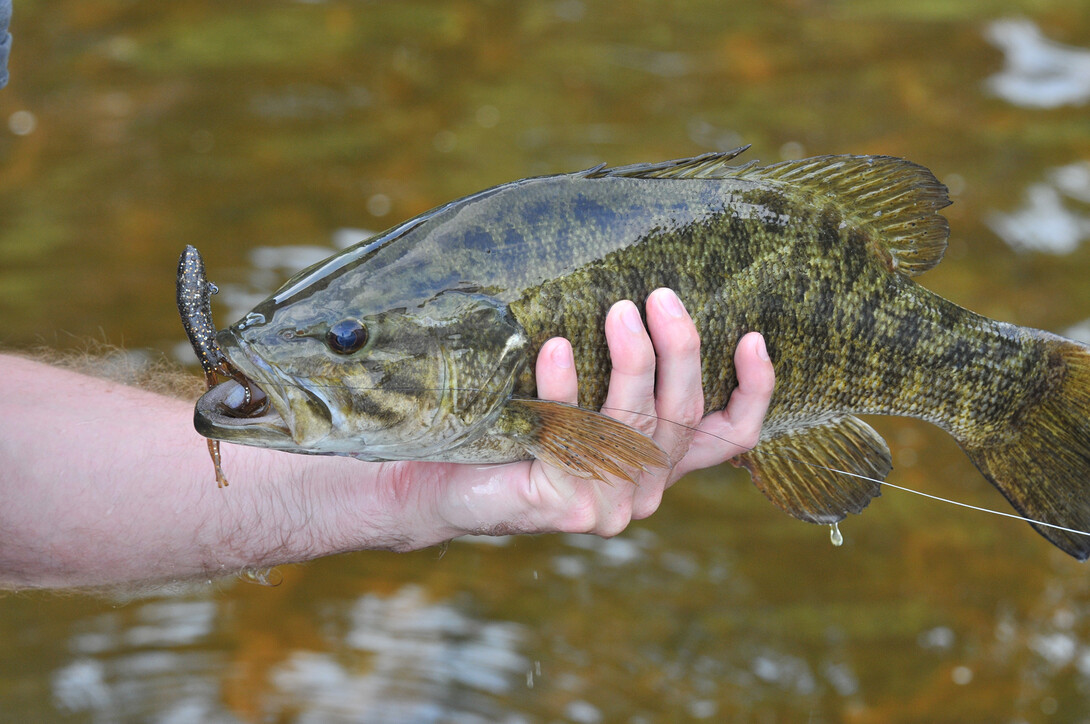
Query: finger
535,337,578,404
674,332,775,476
550,300,656,523
614,288,705,519
600,300,657,434
644,288,704,468
723,332,775,446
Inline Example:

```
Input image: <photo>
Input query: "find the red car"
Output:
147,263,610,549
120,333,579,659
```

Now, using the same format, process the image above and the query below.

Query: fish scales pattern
509,183,1045,446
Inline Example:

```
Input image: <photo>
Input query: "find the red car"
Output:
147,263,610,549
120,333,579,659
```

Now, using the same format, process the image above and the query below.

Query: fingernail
661,289,687,318
551,340,573,369
621,303,645,334
755,334,769,361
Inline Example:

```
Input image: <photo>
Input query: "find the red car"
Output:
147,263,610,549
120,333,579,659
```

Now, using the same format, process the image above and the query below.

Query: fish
192,147,1090,559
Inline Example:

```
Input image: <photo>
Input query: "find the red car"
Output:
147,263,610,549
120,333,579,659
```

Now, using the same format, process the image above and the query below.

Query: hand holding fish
367,290,774,545
0,299,773,589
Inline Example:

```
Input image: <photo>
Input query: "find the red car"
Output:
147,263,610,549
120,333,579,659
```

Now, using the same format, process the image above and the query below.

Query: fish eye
326,319,369,355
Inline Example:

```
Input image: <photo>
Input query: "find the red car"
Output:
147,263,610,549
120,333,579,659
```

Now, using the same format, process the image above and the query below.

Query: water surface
2,2,1090,721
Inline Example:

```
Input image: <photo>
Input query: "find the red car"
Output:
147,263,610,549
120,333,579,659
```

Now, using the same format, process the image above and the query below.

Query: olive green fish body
193,149,1090,559
498,170,1042,445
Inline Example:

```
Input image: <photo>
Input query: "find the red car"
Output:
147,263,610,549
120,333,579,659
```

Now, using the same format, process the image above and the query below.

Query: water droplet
475,105,499,129
829,522,844,547
239,567,283,586
366,193,391,217
951,665,973,685
8,110,36,136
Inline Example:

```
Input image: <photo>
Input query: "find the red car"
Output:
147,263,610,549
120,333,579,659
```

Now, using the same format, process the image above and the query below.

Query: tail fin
962,336,1090,560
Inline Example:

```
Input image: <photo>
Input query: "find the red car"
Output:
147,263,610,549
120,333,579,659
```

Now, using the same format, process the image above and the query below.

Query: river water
2,2,1090,721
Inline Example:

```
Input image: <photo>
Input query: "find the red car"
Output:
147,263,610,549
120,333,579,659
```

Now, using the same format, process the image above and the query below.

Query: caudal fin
963,336,1090,560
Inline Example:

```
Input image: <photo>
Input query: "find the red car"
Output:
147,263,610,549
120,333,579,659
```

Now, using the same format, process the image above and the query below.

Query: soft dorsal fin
588,147,952,277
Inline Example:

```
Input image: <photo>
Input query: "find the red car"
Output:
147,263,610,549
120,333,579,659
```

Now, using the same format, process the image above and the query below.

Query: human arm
0,289,774,589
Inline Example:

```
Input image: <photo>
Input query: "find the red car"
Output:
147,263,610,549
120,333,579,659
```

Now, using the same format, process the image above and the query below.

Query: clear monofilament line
597,404,1090,539
811,466,1090,538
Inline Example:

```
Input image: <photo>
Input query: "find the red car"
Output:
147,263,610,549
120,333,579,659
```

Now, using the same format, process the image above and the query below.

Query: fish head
195,287,529,460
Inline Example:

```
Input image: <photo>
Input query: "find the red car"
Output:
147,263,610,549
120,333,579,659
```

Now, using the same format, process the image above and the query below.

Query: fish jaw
193,328,334,451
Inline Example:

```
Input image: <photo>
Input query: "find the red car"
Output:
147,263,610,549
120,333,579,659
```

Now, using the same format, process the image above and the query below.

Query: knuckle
610,349,655,382
595,510,632,538
555,494,601,534
631,491,663,521
675,393,706,429
731,422,763,451
379,462,421,511
625,344,657,376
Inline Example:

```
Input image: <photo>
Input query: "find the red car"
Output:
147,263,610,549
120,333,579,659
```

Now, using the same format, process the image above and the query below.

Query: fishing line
211,376,1090,538
599,404,1090,539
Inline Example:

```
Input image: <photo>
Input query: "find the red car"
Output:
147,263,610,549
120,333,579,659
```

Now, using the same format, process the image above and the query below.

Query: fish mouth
194,377,291,445
194,330,334,450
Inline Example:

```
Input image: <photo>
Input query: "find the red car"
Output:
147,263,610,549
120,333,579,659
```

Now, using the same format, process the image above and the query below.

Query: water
2,2,1090,721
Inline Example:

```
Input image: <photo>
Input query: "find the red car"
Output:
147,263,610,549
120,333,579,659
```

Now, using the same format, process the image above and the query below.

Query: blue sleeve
0,0,11,89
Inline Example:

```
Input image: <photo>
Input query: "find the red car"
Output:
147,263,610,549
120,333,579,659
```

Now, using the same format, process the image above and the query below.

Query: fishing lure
177,245,268,487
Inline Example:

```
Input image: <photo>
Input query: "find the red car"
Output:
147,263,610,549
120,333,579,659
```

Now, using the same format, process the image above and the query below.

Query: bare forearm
0,355,411,588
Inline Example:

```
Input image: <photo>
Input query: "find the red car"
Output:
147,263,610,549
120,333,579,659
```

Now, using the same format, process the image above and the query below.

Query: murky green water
3,1,1090,721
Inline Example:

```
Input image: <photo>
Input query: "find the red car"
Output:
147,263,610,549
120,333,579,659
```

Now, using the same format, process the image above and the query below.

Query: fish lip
194,329,332,449
194,378,291,444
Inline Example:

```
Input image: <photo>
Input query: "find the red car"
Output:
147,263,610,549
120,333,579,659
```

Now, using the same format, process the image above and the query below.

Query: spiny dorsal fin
505,398,669,483
589,147,952,277
585,146,755,180
733,415,891,524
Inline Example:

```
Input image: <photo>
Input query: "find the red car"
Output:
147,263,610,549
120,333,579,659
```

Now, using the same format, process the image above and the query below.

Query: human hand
366,288,776,548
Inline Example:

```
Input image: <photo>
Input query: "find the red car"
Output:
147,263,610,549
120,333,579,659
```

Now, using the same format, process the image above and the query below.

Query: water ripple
984,18,1090,108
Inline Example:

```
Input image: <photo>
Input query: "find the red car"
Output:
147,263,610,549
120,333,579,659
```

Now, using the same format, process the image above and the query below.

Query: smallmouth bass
189,148,1090,559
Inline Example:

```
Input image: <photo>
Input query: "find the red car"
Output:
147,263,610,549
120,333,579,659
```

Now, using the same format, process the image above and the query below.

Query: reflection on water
269,586,527,724
984,18,1090,108
986,161,1090,254
51,599,223,720
982,18,1090,257
48,586,530,723
4,0,1090,721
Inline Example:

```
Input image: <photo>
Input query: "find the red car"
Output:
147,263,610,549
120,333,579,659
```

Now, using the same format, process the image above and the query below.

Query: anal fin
734,415,891,524
504,398,670,483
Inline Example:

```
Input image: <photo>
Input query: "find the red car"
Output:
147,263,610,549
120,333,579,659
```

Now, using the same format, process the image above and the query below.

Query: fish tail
961,335,1090,559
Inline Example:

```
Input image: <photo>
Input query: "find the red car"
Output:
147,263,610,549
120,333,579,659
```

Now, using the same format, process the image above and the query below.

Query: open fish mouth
193,332,334,450
194,376,291,442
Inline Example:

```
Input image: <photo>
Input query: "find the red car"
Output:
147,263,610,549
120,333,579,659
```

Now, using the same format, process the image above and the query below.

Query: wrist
221,454,461,562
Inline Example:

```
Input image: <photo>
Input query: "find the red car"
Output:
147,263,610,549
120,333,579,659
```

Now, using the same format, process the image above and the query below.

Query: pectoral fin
504,399,670,483
734,415,891,524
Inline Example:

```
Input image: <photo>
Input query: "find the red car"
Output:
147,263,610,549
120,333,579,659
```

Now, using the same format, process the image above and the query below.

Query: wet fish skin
193,149,1090,559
